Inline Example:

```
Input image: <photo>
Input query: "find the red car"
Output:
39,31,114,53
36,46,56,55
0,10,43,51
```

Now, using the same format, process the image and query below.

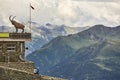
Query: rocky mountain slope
19,25,120,80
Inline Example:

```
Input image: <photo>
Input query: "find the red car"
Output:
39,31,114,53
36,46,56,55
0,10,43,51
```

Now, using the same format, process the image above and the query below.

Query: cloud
73,0,119,2
55,0,120,26
0,0,120,28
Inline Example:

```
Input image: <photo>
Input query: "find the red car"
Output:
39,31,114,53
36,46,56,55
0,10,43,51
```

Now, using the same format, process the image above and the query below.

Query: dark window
6,43,16,52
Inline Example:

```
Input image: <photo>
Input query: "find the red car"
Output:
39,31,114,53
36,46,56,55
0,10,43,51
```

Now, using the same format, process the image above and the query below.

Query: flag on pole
30,4,34,10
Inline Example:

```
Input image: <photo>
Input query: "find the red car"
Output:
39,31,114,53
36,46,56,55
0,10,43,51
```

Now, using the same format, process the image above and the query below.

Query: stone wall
0,65,44,80
0,62,64,80
0,62,34,73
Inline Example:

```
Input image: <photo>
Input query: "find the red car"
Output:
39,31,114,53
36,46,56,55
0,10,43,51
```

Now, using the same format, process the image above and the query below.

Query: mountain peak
90,24,109,30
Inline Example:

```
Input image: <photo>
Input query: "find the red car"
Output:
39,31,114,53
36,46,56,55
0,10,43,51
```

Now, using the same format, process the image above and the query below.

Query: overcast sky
0,0,120,27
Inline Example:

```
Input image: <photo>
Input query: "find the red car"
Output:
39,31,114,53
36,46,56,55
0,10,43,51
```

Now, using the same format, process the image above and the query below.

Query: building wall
0,41,25,62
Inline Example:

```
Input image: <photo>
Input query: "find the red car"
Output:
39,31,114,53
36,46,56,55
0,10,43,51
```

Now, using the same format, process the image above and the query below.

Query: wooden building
0,32,31,62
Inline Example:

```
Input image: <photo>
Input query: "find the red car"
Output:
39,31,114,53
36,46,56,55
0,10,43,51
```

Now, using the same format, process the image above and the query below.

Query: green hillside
27,25,120,80
47,40,120,80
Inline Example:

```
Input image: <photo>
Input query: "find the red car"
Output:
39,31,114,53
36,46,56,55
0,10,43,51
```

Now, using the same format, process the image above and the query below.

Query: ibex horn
9,15,12,21
12,16,16,20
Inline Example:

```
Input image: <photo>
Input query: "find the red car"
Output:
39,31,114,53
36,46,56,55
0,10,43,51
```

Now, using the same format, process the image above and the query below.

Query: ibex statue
9,15,25,33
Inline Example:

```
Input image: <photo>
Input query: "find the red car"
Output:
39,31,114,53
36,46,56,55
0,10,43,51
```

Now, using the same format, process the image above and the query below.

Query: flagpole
29,3,34,33
30,3,31,33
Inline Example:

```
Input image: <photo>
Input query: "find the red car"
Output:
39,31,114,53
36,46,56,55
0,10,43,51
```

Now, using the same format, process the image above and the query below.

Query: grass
62,36,98,50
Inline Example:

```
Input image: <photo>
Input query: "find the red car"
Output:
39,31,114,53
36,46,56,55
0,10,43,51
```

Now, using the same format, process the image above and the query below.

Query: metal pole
30,3,31,33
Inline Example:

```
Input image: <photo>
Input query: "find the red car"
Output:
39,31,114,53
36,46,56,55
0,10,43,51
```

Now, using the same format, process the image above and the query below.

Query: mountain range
27,24,120,80
25,23,88,54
